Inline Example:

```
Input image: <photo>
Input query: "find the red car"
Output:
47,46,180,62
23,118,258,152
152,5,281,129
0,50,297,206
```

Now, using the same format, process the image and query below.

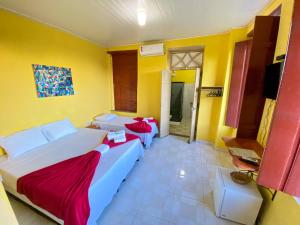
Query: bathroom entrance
160,47,203,142
169,70,197,137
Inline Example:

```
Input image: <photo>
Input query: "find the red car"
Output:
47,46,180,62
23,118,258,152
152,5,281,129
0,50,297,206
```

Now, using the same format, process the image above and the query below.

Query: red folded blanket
103,133,140,148
17,150,101,225
125,121,152,133
134,117,159,128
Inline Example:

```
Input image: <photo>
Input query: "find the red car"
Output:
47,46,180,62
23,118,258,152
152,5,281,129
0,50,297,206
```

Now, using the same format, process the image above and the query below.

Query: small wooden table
222,137,264,171
86,124,99,129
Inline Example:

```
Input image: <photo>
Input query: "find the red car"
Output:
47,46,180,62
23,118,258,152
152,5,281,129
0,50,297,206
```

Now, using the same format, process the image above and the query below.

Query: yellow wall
171,70,195,83
0,9,110,155
253,1,300,225
166,30,249,143
108,32,248,142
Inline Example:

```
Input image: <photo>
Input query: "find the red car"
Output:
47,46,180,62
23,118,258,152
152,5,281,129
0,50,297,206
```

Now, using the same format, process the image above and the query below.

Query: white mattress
0,128,144,225
92,116,158,148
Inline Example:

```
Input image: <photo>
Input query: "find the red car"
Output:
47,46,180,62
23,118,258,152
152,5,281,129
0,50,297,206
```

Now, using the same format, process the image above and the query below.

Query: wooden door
225,40,252,128
237,16,280,138
258,1,300,194
110,50,137,112
160,70,171,137
189,68,201,143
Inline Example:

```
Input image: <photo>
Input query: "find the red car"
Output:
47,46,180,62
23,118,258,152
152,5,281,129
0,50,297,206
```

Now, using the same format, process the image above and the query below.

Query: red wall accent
257,1,300,196
237,16,280,139
225,40,251,128
225,17,279,139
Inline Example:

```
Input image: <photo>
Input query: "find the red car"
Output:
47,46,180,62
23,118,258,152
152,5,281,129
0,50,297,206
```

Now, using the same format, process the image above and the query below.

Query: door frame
160,70,172,137
189,67,202,143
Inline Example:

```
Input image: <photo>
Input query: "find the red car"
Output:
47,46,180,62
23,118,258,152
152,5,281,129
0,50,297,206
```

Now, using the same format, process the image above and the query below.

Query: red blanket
134,117,159,128
103,133,140,148
125,121,152,133
17,150,101,225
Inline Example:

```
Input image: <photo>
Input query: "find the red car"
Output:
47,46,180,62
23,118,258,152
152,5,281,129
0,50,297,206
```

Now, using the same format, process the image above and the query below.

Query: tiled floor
169,119,191,137
9,135,239,225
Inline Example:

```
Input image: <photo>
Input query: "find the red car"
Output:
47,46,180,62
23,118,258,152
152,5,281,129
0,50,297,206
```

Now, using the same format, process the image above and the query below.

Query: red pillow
125,121,152,133
133,117,159,129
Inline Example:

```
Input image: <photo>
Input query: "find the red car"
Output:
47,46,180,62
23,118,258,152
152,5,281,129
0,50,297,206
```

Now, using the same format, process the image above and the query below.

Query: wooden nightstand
86,124,100,129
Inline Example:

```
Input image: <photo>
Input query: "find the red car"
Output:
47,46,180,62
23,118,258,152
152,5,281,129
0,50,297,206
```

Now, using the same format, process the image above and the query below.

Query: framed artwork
32,64,74,98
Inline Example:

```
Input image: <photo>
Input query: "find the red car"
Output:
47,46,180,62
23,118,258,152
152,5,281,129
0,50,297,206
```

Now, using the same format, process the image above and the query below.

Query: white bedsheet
0,128,144,225
92,116,158,148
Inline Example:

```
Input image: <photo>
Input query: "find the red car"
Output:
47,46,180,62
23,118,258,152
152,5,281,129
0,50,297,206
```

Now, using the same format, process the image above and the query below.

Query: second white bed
0,128,144,225
92,116,158,148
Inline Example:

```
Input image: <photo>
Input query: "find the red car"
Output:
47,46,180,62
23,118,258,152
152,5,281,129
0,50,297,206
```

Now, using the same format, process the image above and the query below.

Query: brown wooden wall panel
237,16,280,139
225,40,252,128
110,50,137,112
258,1,300,194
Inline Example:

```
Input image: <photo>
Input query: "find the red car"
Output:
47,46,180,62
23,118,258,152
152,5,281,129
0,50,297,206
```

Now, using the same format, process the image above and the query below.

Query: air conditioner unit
140,43,164,56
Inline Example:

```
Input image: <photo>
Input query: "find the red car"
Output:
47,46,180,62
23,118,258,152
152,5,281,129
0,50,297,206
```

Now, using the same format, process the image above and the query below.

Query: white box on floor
213,167,263,225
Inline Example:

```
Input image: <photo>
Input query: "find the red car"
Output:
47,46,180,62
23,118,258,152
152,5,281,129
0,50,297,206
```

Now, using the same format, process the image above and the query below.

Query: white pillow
0,127,48,159
41,119,78,141
95,114,117,122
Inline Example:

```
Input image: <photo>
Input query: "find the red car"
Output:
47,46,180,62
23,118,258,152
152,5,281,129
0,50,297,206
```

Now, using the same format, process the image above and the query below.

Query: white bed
92,116,158,148
0,128,144,225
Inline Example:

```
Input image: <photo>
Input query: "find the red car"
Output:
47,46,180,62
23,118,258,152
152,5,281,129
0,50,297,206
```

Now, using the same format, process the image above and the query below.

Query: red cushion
133,117,159,129
125,121,152,133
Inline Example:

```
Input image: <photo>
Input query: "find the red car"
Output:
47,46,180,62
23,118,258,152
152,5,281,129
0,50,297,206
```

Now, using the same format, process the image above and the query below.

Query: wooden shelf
86,124,99,129
222,137,264,171
222,137,264,157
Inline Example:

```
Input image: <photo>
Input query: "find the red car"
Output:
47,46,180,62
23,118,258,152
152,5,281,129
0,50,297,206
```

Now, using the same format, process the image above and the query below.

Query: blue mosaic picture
32,64,74,98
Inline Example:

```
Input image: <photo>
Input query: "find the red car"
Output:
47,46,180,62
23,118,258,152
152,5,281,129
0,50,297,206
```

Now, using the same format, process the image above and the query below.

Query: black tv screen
263,62,284,100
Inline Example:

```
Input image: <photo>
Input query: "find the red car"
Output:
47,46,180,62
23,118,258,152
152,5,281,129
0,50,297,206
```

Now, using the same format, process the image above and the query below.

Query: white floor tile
170,119,191,137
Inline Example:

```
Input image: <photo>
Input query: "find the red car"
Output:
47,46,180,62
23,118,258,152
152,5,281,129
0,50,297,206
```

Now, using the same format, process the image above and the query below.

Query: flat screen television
263,62,284,100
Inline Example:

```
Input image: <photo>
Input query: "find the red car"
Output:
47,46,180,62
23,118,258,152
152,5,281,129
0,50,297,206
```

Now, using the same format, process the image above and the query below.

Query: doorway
160,47,203,142
169,71,195,137
169,68,201,142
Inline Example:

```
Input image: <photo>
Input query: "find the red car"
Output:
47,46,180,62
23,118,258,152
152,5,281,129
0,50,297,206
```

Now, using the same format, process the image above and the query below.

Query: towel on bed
103,133,140,148
125,121,152,133
17,150,101,225
107,130,125,141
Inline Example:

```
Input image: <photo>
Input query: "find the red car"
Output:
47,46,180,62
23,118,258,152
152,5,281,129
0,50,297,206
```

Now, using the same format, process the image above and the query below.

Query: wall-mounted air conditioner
140,43,164,56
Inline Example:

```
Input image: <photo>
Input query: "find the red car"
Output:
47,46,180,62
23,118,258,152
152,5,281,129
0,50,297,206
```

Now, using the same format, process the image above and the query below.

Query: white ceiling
0,0,272,47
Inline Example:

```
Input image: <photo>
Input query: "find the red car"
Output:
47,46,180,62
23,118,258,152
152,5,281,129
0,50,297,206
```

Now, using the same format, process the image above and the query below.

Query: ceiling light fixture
137,9,146,26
